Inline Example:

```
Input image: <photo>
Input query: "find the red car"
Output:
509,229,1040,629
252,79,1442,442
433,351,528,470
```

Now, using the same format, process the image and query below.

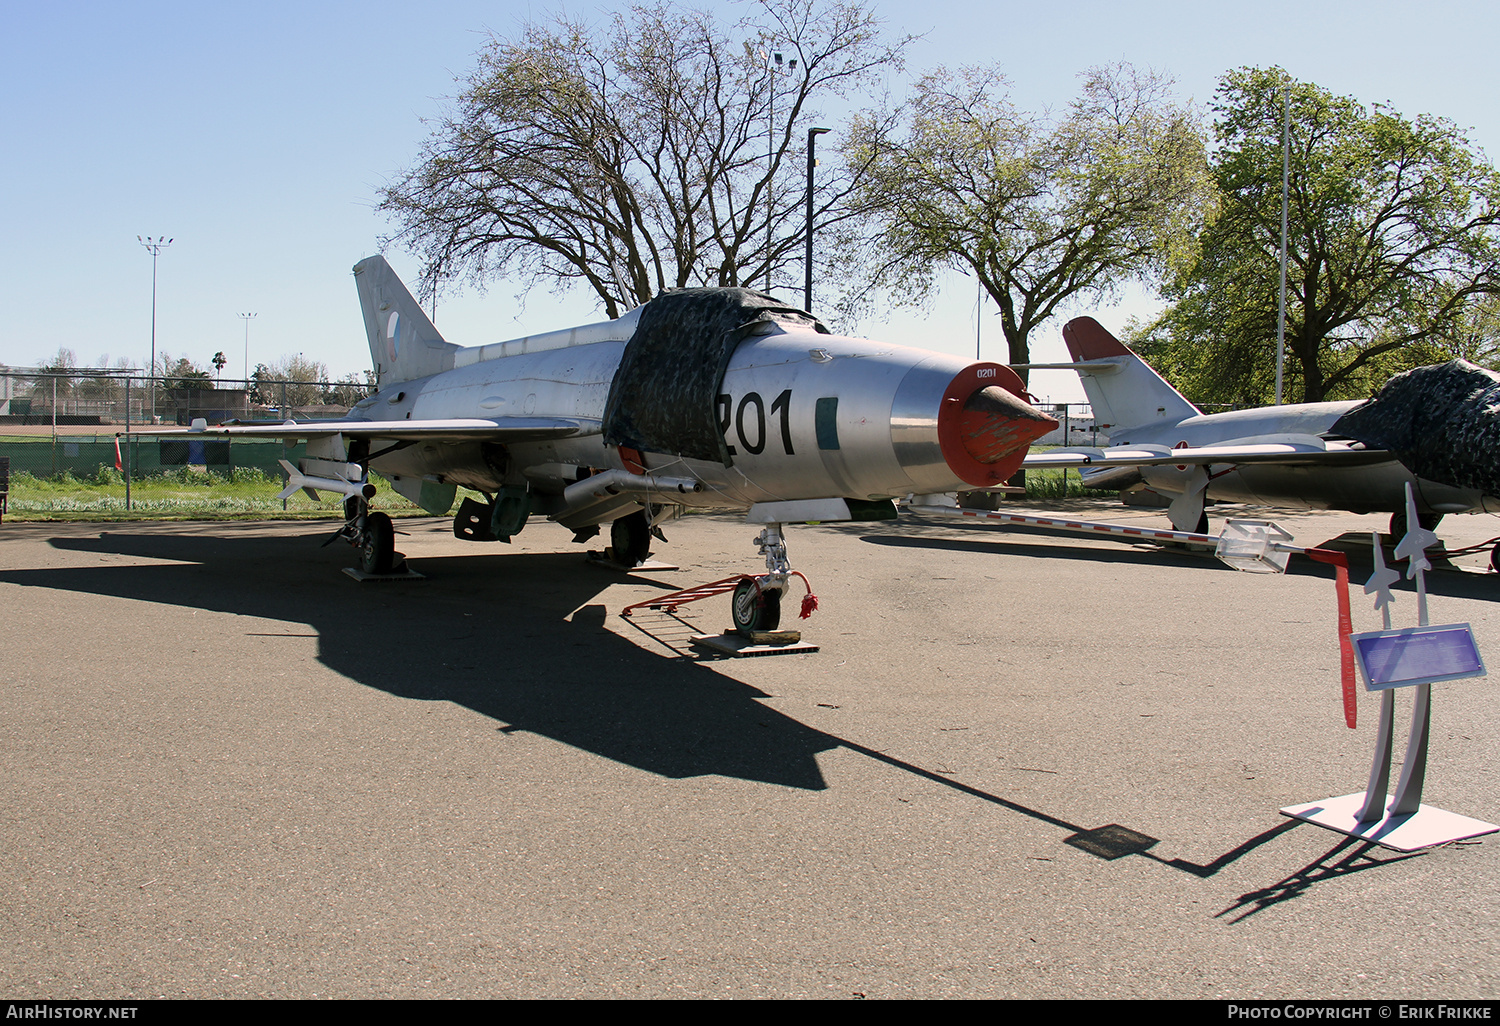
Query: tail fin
1061,317,1199,432
353,256,462,387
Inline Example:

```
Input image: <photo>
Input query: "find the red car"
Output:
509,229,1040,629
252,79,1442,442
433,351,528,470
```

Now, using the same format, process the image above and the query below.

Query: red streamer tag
1306,548,1356,729
799,593,818,620
789,571,818,620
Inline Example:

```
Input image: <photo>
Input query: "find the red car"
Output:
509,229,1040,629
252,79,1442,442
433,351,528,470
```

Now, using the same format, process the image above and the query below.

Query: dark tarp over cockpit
1333,359,1500,496
602,288,827,467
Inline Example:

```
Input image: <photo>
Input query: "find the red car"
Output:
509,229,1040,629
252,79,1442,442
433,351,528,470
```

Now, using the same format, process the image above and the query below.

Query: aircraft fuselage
1109,404,1489,516
361,325,1043,513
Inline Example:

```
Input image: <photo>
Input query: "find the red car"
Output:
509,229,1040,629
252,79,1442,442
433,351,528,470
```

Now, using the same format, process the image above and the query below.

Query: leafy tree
156,353,212,391
249,364,271,406
379,0,912,316
846,62,1213,384
322,371,377,408
1448,293,1500,368
1136,67,1500,405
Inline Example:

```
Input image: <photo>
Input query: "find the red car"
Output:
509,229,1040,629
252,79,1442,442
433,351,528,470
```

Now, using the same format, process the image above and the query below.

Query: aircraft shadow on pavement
15,529,837,791
8,528,1448,891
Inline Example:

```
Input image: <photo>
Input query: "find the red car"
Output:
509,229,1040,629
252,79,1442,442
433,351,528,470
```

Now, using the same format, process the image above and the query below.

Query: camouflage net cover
603,288,826,467
1332,359,1500,497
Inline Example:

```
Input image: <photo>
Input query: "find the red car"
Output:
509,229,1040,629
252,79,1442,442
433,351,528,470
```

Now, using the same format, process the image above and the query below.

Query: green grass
3,449,1114,521
1021,464,1116,500
4,467,421,521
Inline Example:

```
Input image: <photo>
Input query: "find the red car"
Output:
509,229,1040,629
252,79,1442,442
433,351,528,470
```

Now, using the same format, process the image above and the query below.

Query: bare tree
75,356,134,410
379,0,912,317
34,348,78,398
253,355,329,408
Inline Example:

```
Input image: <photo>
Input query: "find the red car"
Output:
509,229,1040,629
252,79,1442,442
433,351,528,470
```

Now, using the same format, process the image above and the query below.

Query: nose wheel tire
731,578,782,633
361,511,395,575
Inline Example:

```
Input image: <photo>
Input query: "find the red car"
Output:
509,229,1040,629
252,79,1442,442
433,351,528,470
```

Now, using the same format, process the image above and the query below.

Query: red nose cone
938,364,1057,487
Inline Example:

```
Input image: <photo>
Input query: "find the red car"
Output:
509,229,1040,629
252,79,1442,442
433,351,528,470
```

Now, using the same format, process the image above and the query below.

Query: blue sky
3,1,1496,403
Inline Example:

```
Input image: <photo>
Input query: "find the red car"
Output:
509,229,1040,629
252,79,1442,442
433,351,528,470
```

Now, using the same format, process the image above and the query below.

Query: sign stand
1281,485,1496,852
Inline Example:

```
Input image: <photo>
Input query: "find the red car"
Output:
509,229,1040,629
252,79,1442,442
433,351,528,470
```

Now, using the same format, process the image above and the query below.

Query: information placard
1350,623,1486,691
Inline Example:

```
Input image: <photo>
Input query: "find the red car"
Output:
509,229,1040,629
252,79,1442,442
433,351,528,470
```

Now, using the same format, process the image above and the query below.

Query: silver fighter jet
1022,317,1500,543
190,257,1057,630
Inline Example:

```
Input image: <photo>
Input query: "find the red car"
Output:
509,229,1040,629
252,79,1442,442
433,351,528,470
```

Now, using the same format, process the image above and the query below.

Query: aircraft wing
1023,441,1392,470
183,417,600,443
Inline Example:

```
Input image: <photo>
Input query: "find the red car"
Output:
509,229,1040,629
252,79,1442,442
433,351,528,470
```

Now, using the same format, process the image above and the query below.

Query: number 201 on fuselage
717,389,794,457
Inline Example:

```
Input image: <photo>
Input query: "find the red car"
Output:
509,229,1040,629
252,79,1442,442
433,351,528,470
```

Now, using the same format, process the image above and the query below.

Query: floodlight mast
137,235,173,422
764,49,797,292
239,312,257,416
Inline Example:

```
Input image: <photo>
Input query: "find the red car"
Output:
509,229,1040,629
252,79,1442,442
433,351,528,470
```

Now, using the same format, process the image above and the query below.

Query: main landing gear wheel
611,511,652,568
361,511,395,575
1390,509,1443,537
731,578,782,633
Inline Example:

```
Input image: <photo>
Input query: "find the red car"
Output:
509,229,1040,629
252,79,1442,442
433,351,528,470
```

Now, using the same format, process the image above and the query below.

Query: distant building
162,387,252,425
1034,405,1108,446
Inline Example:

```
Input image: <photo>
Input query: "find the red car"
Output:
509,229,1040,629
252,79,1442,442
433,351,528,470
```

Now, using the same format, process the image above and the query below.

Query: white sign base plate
1281,792,1497,852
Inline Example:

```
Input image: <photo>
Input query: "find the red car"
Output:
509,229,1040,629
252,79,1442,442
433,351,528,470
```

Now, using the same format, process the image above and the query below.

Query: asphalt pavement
1,501,1497,999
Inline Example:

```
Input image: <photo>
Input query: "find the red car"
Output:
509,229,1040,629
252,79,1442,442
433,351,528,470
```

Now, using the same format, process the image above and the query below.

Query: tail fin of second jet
353,256,462,387
1059,317,1200,433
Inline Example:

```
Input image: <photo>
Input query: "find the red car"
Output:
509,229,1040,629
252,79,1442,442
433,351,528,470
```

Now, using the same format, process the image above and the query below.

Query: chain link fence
0,368,374,496
0,368,371,427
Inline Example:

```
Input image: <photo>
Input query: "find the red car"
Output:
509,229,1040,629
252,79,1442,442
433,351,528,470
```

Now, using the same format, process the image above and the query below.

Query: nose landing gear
733,524,794,632
620,521,818,645
731,576,783,633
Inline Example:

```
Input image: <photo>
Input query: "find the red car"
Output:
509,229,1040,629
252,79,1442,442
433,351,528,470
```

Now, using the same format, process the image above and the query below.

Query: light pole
1275,83,1290,406
138,235,172,422
804,126,829,312
765,49,797,292
239,312,257,415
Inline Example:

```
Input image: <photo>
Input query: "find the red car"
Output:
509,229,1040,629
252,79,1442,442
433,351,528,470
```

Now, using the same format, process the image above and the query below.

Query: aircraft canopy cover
603,287,827,466
1332,359,1500,497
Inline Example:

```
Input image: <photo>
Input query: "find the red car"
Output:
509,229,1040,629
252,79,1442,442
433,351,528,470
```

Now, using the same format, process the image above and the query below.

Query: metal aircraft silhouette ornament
188,256,1057,632
1362,539,1401,620
1280,484,1495,852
